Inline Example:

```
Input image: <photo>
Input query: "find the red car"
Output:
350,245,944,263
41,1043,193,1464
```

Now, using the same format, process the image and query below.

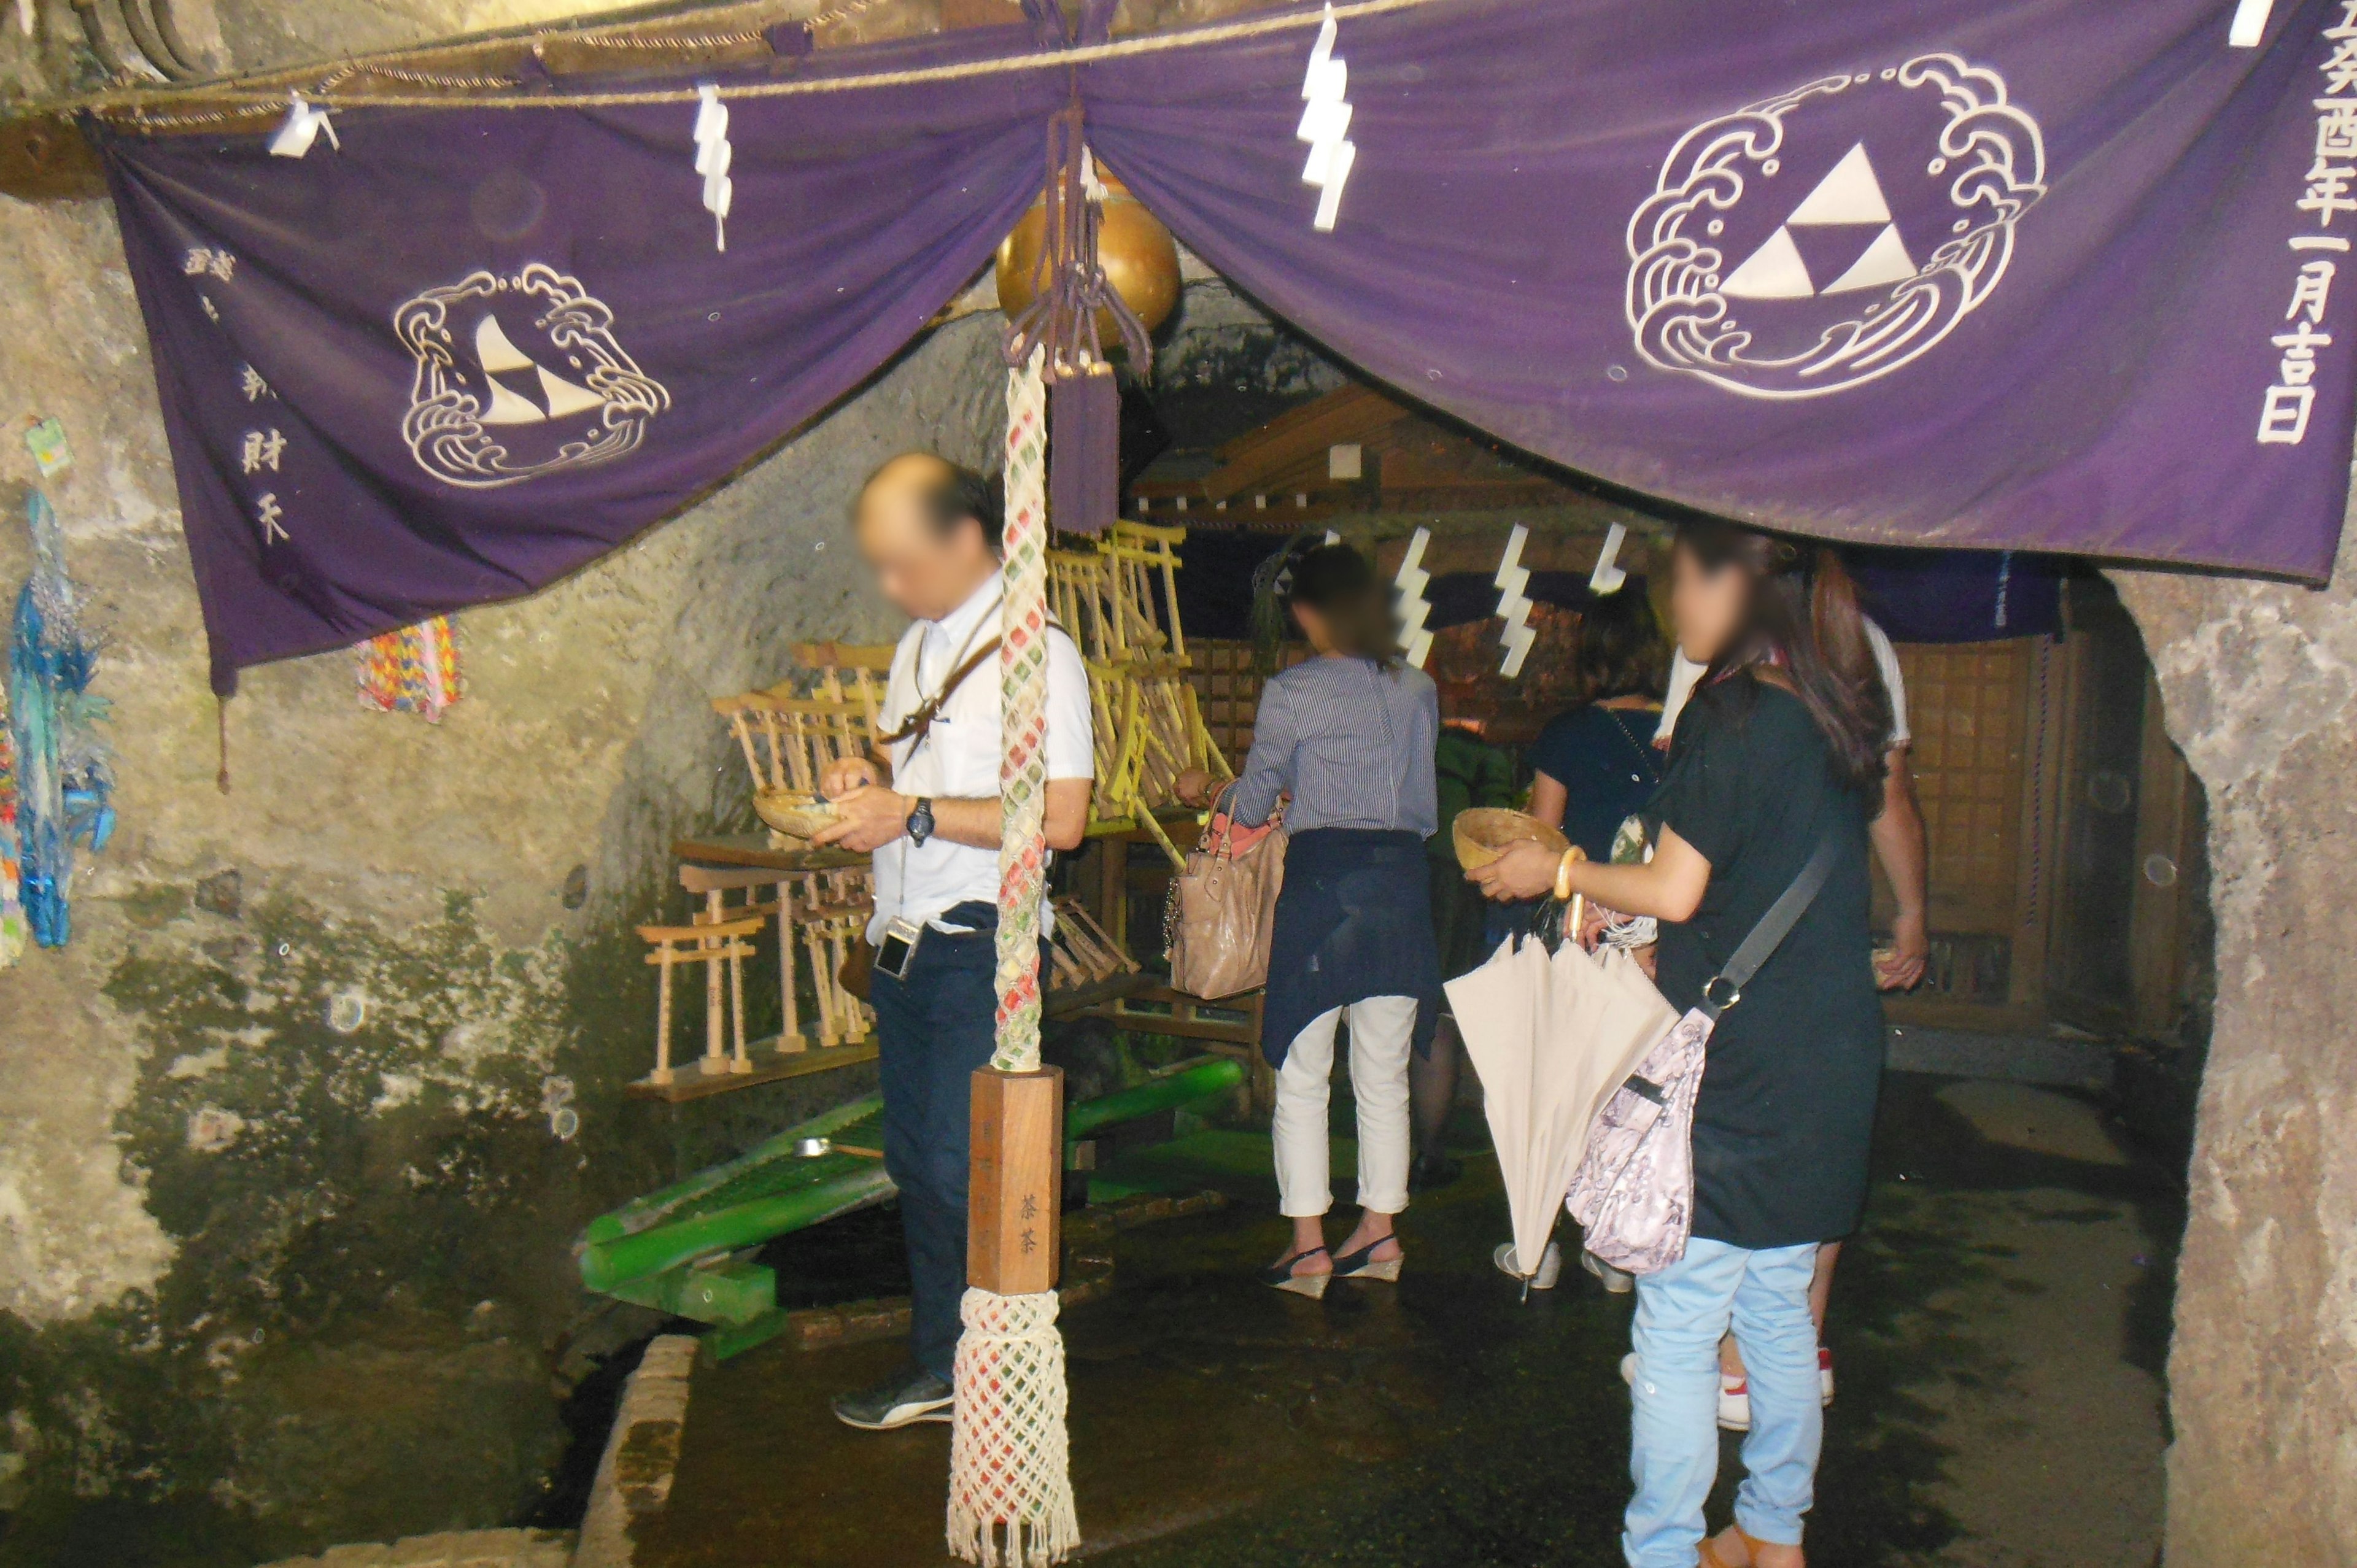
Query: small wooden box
967,1066,1064,1296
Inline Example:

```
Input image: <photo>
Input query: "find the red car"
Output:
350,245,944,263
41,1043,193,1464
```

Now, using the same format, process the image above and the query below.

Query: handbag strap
1698,832,1839,1021
1199,779,1282,857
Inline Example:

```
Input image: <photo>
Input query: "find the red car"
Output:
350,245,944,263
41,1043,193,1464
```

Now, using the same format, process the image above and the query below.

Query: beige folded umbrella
1447,935,1679,1283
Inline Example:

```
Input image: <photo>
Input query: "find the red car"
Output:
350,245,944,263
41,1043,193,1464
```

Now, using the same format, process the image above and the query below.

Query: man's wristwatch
905,797,935,847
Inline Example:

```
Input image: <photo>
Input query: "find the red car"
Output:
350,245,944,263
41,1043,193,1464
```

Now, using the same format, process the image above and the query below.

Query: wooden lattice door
1881,636,2067,1027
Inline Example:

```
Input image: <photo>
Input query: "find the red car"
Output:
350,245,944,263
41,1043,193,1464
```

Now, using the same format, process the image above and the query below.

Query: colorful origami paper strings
0,678,25,969
357,616,462,722
9,490,113,951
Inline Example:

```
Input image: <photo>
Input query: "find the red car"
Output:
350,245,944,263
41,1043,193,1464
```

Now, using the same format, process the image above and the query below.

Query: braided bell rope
948,347,1075,1567
991,346,1051,1075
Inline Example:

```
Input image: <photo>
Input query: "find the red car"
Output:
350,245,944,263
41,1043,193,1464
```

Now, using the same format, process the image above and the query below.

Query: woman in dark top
1470,522,1888,1568
1525,587,1668,863
1176,542,1442,1299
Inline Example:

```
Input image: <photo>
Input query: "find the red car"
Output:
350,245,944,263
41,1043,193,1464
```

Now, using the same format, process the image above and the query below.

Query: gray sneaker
1493,1239,1563,1289
831,1366,954,1430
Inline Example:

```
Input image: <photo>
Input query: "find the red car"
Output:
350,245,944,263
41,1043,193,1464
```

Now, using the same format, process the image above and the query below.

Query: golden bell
996,170,1182,345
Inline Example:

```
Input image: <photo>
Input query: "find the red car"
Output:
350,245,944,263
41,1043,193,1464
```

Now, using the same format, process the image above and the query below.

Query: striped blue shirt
1230,655,1439,836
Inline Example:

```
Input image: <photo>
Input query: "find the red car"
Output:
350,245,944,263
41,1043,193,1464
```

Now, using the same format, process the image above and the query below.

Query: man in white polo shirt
810,453,1093,1431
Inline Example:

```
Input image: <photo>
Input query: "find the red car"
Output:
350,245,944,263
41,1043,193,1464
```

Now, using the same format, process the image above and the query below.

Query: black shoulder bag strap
875,636,1001,748
1697,832,1840,1022
875,612,1069,751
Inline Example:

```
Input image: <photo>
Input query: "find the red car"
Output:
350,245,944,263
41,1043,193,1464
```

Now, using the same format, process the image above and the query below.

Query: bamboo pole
776,878,806,1052
652,946,675,1086
700,894,727,1075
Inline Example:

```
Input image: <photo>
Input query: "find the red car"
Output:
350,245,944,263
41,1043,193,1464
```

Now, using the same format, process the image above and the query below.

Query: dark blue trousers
867,900,1021,1382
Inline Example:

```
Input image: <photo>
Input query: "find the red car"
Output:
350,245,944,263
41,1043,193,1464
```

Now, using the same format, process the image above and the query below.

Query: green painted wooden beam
578,1057,1244,1295
580,1163,895,1292
1063,1056,1245,1140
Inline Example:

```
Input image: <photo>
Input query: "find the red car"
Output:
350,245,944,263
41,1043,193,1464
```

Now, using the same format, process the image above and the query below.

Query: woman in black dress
1471,522,1889,1568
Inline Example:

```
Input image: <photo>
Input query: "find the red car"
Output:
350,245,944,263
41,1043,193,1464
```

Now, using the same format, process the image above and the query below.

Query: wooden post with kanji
967,1065,1064,1297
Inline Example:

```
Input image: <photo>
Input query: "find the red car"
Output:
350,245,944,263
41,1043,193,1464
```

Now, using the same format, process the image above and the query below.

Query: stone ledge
1886,1025,2115,1091
258,1527,573,1568
572,1334,700,1568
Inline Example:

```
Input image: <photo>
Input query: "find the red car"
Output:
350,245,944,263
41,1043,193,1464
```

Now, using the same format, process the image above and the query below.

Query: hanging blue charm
9,492,112,949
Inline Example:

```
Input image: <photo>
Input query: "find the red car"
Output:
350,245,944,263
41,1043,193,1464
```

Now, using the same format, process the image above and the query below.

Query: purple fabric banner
99,0,2357,693
1084,0,2357,581
101,28,1061,693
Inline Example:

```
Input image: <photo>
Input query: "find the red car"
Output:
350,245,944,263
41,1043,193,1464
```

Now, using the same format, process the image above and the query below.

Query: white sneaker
1493,1239,1563,1289
1622,1354,1825,1426
1717,1373,1751,1432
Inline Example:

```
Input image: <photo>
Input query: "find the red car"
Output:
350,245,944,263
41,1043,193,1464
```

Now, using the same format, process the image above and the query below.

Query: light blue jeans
1624,1238,1821,1567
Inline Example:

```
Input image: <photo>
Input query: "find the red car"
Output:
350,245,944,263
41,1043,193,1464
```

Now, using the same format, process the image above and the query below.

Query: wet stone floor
633,1072,2174,1568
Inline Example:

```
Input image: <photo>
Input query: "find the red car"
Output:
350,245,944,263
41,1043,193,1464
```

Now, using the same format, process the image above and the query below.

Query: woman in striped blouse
1178,541,1442,1297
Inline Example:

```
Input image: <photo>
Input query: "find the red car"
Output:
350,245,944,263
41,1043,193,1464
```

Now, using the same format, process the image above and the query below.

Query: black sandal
1331,1235,1404,1283
1260,1245,1331,1299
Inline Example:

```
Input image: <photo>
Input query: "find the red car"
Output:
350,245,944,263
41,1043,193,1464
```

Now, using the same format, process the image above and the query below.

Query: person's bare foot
1335,1215,1401,1265
1704,1526,1804,1568
1269,1243,1331,1278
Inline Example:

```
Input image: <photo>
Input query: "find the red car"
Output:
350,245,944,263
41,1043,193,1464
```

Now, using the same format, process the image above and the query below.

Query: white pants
1273,995,1417,1219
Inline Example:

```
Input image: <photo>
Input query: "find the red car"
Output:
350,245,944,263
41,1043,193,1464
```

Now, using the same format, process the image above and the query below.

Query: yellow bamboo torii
1047,521,1229,865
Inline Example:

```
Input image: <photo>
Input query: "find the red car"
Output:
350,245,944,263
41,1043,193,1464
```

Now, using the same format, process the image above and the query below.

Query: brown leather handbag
1164,788,1287,1001
838,938,877,1003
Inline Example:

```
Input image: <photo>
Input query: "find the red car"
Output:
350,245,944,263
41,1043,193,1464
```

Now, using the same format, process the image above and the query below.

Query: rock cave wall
0,198,1016,1562
2115,530,2357,1562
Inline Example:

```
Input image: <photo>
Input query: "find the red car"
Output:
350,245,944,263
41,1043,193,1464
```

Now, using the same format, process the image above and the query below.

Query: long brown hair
1676,521,1889,791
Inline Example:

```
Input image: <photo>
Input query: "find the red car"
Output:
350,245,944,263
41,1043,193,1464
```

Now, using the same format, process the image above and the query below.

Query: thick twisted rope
82,0,1454,117
948,346,1075,1567
991,346,1051,1075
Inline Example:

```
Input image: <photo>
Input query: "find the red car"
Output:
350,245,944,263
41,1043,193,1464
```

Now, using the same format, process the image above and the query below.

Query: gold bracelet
1554,849,1578,903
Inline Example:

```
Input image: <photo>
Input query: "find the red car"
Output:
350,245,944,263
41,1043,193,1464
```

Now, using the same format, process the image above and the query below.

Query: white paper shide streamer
1295,4,1356,231
1588,520,1628,597
1394,525,1434,668
268,93,339,159
1494,522,1536,677
694,84,734,252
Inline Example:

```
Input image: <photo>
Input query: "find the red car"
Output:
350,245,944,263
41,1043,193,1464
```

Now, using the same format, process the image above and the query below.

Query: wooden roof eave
1196,382,1410,501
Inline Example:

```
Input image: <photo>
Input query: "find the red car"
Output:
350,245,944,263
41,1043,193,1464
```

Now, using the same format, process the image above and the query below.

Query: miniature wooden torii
1048,520,1229,865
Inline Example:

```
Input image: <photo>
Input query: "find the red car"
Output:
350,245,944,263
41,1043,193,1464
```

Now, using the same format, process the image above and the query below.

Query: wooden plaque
967,1066,1064,1296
